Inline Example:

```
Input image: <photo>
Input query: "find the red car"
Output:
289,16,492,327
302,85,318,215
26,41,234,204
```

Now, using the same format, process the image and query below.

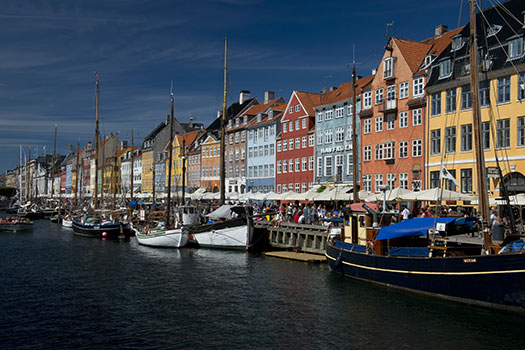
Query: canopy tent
398,188,476,202
309,185,353,201
472,193,525,206
190,188,207,200
265,192,282,201
206,205,233,220
226,192,240,200
363,187,414,202
376,217,456,240
202,192,220,200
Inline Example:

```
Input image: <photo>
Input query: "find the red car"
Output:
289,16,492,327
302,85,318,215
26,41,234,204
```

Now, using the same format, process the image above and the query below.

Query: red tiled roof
294,91,322,116
318,75,375,106
176,130,201,147
393,38,432,73
421,26,464,56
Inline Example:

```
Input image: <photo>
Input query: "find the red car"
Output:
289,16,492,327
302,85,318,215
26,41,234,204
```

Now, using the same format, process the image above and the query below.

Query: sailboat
134,86,199,248
325,1,525,313
184,38,255,251
72,71,131,239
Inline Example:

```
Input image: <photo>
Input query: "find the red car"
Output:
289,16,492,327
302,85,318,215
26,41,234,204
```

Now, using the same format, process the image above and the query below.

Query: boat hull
190,224,251,250
326,242,525,312
72,220,130,239
136,228,188,248
62,219,73,228
0,222,33,232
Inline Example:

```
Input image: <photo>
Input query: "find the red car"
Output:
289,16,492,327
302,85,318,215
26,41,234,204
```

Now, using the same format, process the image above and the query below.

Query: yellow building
141,148,154,195
425,12,525,199
166,131,202,191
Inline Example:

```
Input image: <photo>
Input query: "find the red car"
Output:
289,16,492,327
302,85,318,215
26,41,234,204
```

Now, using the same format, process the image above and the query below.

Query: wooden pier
264,251,326,263
253,221,329,255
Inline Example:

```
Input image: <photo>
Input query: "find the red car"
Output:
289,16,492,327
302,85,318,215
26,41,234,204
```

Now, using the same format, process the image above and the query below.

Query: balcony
378,98,397,113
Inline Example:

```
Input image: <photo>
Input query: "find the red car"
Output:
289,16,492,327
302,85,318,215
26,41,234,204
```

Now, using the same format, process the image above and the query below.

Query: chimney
371,68,377,75
239,90,251,104
264,91,275,104
435,24,448,38
189,117,193,128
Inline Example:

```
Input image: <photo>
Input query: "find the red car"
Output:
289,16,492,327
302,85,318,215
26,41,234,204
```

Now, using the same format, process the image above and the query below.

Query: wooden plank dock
264,251,326,263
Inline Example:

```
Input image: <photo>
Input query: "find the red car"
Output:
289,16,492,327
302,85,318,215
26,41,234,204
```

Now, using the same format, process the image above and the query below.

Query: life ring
366,241,374,255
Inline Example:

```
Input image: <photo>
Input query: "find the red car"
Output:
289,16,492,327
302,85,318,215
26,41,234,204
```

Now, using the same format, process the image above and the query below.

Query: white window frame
399,111,408,128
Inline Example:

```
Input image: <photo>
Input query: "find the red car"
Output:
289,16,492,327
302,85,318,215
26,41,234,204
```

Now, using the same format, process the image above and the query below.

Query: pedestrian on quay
402,206,411,221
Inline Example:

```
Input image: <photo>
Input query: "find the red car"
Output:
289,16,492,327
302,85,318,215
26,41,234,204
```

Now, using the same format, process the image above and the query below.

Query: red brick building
275,91,321,193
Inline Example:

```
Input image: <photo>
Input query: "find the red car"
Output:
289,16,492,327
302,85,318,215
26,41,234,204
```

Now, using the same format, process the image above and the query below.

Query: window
383,57,395,79
412,139,422,157
281,184,286,192
335,128,344,142
363,145,372,161
248,130,253,140
302,136,307,148
430,129,441,155
301,157,307,171
324,156,332,177
277,141,281,152
277,161,281,174
461,168,473,193
445,169,457,190
283,123,287,133
295,137,300,149
288,159,293,172
413,77,424,97
241,149,246,160
264,127,269,141
347,104,353,116
302,118,307,129
317,157,322,178
399,82,409,99
375,116,383,132
264,145,269,156
308,134,314,147
480,80,490,106
399,173,408,189
301,183,307,193
283,140,287,151
497,118,510,148
295,105,300,112
259,145,263,156
317,111,323,123
283,160,287,173
399,111,408,128
309,156,314,170
508,37,523,59
335,155,344,179
325,129,333,144
277,184,281,193
364,119,371,134
375,144,383,160
497,76,510,103
363,90,372,109
374,174,383,192
289,139,294,150
229,134,233,145
361,174,371,192
317,131,323,145
439,59,451,78
451,35,464,51
412,109,422,126
295,120,300,130
289,121,293,132
258,165,263,177
387,173,396,189
461,84,472,110
295,183,300,192
386,114,395,130
487,24,502,37
235,149,239,160
264,164,269,177
461,124,472,152
289,106,293,113
241,130,246,142
346,153,353,175
431,92,441,116
482,121,491,150
375,88,384,105
270,144,274,155
346,126,352,141
386,85,396,109
445,127,456,153
325,109,333,120
519,72,525,100
335,106,345,118
430,171,440,188
518,116,525,146
384,142,394,159
254,129,258,143
399,141,408,158
446,88,457,113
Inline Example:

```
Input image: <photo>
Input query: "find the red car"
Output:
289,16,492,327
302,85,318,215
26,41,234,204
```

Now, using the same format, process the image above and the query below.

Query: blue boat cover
335,240,366,252
376,217,456,240
389,247,430,257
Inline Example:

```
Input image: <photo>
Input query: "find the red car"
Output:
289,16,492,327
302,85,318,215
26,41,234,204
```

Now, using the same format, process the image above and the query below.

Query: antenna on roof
170,80,174,98
385,21,394,39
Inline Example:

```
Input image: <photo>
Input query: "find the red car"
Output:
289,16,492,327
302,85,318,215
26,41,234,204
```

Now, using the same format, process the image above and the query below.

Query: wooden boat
72,216,130,239
326,1,525,313
0,217,33,232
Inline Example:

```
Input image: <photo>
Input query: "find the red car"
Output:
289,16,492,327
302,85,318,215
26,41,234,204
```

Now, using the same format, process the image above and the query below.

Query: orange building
200,134,220,192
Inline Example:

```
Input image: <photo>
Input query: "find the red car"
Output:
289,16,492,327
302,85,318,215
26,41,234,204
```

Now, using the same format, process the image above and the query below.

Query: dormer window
424,55,433,68
487,24,502,37
243,115,248,124
451,35,465,51
256,113,262,122
268,110,273,119
235,118,240,126
439,59,452,79
383,57,396,79
508,37,524,59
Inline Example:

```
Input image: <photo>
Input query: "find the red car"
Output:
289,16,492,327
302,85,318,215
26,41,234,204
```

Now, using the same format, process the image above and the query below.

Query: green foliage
317,185,326,193
0,187,16,198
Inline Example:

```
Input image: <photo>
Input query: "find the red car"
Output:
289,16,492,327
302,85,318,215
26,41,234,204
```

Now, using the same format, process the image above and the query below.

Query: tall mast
28,145,32,201
75,141,79,206
469,0,490,226
130,130,134,203
182,138,186,206
101,134,105,207
94,72,100,210
51,125,57,199
166,90,175,227
219,37,228,205
112,134,118,210
352,61,358,204
19,145,22,202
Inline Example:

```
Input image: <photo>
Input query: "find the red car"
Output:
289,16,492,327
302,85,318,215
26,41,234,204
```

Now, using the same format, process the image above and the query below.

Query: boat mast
352,60,358,204
130,130,134,203
94,72,100,210
75,141,79,206
112,134,118,210
219,37,228,205
469,0,490,227
51,124,57,199
101,134,105,208
28,145,31,201
166,89,175,227
182,138,186,205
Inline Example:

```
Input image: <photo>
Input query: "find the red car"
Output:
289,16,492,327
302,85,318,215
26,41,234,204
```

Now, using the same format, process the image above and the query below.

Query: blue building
314,77,373,186
246,102,286,193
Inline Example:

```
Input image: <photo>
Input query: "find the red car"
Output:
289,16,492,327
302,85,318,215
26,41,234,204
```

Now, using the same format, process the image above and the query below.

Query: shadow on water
0,218,522,349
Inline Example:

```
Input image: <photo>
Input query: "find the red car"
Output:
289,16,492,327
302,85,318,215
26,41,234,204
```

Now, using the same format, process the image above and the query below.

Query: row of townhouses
7,0,525,201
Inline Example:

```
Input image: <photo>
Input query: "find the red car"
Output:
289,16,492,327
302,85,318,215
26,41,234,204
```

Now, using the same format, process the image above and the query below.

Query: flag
440,165,460,188
94,70,98,80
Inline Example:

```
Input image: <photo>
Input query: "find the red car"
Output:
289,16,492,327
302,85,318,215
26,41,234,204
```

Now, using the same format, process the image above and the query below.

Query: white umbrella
364,187,414,202
399,188,476,202
190,188,207,200
265,192,281,201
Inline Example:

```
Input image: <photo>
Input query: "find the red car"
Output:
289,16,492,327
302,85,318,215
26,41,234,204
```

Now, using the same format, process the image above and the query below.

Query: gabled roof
295,91,322,116
421,26,465,57
144,122,167,142
175,130,201,148
317,75,375,107
392,38,433,73
206,97,259,132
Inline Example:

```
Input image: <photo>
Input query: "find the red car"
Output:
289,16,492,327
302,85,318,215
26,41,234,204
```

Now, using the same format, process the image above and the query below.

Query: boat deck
264,251,326,263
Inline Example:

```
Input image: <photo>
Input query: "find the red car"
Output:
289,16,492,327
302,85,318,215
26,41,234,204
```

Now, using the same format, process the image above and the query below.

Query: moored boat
72,216,131,239
0,217,33,232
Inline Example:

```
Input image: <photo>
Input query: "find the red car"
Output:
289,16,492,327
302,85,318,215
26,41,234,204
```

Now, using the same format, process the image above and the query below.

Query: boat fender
335,255,343,268
102,232,108,238
366,241,374,255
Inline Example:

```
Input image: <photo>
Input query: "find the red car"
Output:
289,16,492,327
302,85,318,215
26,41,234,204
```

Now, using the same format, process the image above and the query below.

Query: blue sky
0,0,476,173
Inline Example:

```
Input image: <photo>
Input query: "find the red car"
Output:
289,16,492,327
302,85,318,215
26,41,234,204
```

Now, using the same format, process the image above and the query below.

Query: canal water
0,218,522,349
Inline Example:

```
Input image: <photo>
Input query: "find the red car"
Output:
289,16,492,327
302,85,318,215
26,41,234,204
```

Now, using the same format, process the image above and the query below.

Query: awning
376,217,456,240
206,205,232,219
